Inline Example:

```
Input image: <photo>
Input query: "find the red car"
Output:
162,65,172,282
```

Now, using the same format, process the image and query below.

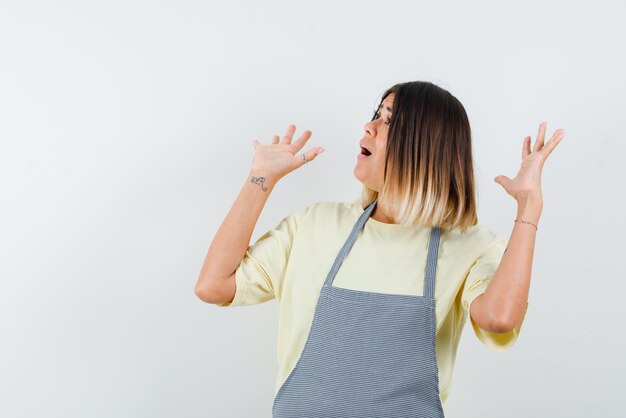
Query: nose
364,119,376,138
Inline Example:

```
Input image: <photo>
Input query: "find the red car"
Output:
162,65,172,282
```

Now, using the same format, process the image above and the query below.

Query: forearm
479,194,542,331
194,169,279,293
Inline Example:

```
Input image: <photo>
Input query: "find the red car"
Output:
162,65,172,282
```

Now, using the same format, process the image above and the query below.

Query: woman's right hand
250,124,325,182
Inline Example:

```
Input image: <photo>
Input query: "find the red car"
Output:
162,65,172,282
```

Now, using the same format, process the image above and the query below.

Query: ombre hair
355,81,478,234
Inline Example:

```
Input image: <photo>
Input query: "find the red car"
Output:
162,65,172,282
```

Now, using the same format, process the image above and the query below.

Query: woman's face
354,93,394,192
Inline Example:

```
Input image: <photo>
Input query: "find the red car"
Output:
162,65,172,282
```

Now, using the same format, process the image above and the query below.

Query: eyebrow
377,103,393,114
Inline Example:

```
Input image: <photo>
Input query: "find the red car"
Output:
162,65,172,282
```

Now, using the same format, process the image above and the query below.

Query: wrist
516,194,542,224
246,170,279,191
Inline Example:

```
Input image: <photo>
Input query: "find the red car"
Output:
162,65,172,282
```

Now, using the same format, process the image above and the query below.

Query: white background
1,1,624,417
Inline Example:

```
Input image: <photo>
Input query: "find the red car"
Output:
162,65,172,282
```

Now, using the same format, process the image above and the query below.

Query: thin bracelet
514,219,538,231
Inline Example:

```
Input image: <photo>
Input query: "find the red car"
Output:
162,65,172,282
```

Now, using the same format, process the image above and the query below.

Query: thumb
493,175,511,189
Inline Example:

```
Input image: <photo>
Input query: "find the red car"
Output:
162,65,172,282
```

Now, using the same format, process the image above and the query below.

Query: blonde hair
354,81,478,234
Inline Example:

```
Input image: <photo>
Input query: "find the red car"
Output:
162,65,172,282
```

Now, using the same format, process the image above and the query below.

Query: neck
371,199,397,224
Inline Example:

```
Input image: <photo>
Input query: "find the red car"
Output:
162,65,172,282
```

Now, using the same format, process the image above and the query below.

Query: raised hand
494,121,565,204
250,124,325,183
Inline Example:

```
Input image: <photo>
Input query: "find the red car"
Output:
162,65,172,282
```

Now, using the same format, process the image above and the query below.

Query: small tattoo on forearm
251,176,268,191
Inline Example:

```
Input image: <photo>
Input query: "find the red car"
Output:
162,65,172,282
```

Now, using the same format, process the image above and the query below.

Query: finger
252,139,260,149
533,121,546,152
539,129,565,158
272,134,280,144
298,147,325,165
282,124,296,144
522,136,531,159
291,129,312,151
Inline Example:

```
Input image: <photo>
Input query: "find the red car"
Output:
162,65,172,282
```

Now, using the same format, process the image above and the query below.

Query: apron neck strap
424,226,441,299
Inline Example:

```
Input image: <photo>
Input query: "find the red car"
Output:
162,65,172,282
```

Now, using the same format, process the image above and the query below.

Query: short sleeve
461,237,528,351
215,210,299,308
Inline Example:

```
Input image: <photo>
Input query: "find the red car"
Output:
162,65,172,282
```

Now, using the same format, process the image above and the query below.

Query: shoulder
303,200,358,215
443,223,507,260
296,200,359,221
292,200,361,236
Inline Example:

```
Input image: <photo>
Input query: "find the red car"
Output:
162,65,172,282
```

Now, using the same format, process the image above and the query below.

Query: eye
372,110,391,127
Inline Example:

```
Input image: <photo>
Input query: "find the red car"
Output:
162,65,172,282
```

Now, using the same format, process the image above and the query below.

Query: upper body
216,199,528,410
198,80,563,412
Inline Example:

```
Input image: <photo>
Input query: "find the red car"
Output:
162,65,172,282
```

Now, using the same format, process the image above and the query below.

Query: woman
195,80,564,417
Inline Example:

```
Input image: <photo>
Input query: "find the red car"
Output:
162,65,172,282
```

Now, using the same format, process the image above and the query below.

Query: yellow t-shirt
216,200,528,411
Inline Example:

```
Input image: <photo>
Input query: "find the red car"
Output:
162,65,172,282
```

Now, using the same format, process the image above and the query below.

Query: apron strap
424,225,441,299
323,199,377,287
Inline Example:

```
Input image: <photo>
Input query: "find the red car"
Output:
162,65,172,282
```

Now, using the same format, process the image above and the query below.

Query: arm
194,124,323,304
470,121,564,333
194,169,278,304
469,196,540,333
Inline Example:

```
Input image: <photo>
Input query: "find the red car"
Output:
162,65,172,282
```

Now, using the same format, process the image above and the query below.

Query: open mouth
360,146,372,156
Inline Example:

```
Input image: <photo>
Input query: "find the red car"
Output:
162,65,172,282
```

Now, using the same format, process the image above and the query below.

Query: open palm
494,121,565,203
251,124,324,182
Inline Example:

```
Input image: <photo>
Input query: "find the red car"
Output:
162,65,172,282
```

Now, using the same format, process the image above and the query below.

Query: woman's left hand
494,121,565,205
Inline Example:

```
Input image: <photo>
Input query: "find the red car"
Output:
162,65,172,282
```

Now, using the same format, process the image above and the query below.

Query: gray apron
273,199,445,418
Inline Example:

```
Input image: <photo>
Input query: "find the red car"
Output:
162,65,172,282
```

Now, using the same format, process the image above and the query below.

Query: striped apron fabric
272,198,446,417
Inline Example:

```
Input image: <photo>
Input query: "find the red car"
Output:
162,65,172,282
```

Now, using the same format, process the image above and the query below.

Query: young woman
195,80,564,417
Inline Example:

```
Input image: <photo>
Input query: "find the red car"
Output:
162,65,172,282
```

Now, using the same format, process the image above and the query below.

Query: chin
353,167,366,184
354,162,380,190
